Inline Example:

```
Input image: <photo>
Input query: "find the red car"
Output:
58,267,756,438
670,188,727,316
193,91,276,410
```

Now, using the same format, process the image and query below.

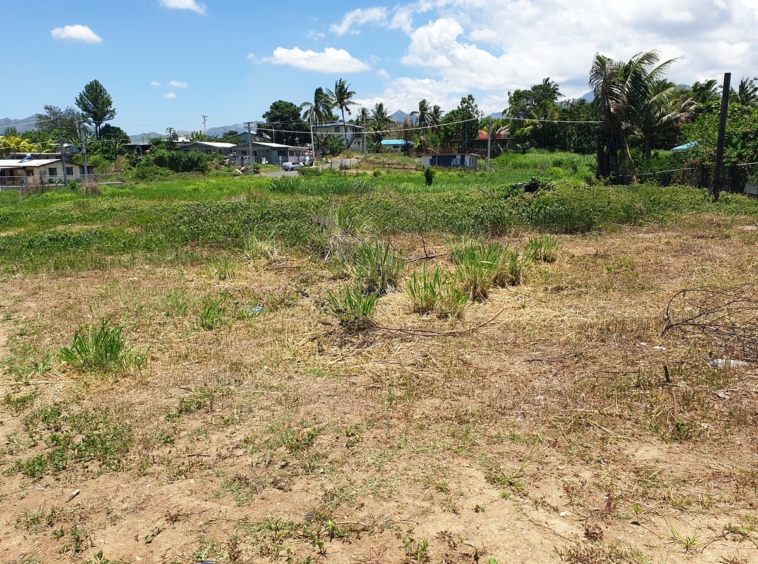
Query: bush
524,234,560,263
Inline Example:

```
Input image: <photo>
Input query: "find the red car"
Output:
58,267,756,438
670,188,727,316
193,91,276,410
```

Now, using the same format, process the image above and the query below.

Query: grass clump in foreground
327,286,378,331
406,265,468,318
59,318,146,376
451,239,530,301
351,241,405,295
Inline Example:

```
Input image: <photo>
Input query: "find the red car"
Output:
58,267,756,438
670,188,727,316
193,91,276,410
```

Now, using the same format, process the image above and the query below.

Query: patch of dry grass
1,220,758,563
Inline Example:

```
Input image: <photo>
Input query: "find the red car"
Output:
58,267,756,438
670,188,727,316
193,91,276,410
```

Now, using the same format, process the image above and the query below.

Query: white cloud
307,30,325,40
165,92,177,99
330,7,388,36
151,81,161,87
51,25,102,43
169,80,188,88
262,47,370,73
376,69,391,80
159,0,206,15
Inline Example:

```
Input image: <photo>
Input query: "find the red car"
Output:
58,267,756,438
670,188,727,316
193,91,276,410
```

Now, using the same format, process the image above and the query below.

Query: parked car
282,162,304,171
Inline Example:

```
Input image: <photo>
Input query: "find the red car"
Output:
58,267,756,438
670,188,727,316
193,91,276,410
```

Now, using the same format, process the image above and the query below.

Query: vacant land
1,158,757,563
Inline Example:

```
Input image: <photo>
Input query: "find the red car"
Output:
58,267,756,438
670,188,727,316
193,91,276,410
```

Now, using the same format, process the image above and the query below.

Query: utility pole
363,112,367,161
78,119,88,183
308,112,315,166
202,115,207,136
712,72,731,202
58,125,68,187
487,122,491,174
245,121,256,175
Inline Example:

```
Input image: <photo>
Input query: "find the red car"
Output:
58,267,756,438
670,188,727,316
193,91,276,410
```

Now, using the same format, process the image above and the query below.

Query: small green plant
351,241,405,295
206,255,237,281
406,265,468,318
670,528,700,552
404,536,430,564
524,234,561,263
197,296,227,330
3,390,38,415
83,550,129,564
327,286,378,330
244,234,281,263
424,167,435,186
451,240,502,301
59,319,146,376
494,247,530,287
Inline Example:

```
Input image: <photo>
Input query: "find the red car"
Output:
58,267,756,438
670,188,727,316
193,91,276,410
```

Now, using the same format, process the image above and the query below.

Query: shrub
351,241,405,295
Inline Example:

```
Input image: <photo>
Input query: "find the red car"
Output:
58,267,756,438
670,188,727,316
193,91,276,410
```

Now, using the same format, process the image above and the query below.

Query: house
381,139,413,153
313,122,364,153
474,129,511,155
421,153,478,170
230,142,310,165
173,141,236,156
0,158,92,187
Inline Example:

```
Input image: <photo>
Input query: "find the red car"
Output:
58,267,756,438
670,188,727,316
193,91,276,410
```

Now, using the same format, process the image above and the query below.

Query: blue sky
2,0,756,135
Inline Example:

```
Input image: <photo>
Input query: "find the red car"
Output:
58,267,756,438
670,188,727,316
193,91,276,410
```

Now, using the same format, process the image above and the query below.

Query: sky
2,0,757,135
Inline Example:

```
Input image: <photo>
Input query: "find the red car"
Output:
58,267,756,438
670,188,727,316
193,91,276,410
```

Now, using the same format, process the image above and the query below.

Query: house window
48,168,58,176
26,170,34,177
66,167,74,176
241,150,248,156
335,127,341,133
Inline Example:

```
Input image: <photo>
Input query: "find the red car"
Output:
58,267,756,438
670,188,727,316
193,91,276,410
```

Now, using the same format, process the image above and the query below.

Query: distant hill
392,110,413,123
0,116,37,134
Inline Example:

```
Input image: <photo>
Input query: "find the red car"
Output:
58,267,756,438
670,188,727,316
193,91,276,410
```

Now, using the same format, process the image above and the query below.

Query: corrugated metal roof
179,142,236,148
0,159,61,168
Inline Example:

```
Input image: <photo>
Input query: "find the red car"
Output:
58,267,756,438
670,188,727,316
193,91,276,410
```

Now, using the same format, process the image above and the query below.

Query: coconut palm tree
302,87,333,125
327,78,356,146
690,80,720,107
428,105,444,131
411,99,431,128
590,50,675,182
632,80,696,159
735,77,758,106
369,103,394,142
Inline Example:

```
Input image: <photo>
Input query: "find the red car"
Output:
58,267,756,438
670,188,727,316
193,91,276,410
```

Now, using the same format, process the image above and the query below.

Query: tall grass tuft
494,248,530,287
524,234,560,263
352,241,405,295
60,319,146,375
206,255,237,281
327,286,378,331
406,265,468,318
450,240,504,301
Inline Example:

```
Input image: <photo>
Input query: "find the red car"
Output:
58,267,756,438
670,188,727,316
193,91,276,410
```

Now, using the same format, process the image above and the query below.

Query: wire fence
0,173,124,192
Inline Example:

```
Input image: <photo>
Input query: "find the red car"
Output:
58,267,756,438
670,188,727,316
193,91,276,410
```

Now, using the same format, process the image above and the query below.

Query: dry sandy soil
1,217,757,564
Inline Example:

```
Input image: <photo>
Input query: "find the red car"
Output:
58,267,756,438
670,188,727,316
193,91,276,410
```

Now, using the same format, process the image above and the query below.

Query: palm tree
369,103,394,142
632,80,696,159
302,87,333,125
735,77,758,106
327,78,356,146
428,105,444,131
690,80,720,106
590,50,675,182
411,99,431,128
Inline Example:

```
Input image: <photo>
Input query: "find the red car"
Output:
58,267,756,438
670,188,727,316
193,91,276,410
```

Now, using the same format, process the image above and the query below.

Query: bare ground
1,216,757,564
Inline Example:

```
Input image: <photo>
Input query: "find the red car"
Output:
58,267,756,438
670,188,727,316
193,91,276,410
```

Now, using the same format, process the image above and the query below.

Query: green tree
302,87,334,125
35,105,80,143
590,50,675,182
75,80,116,139
261,100,309,146
441,94,481,151
734,77,758,106
412,99,431,128
90,124,130,161
327,79,356,146
506,78,563,149
369,103,394,142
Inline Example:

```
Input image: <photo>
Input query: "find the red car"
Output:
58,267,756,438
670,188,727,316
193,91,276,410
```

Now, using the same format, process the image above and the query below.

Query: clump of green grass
327,286,377,330
494,247,530,286
244,234,282,264
524,234,561,263
451,239,531,299
406,265,468,318
197,296,227,330
206,255,237,280
351,241,405,295
59,319,146,376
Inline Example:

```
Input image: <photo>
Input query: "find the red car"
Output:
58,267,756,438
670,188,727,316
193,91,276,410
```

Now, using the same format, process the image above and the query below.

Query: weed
206,255,237,280
161,289,192,317
3,389,38,415
244,234,282,263
669,528,700,552
165,387,220,420
327,286,377,330
59,318,146,376
406,265,468,318
83,551,128,564
351,241,405,295
524,234,561,262
404,537,430,564
197,296,227,329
